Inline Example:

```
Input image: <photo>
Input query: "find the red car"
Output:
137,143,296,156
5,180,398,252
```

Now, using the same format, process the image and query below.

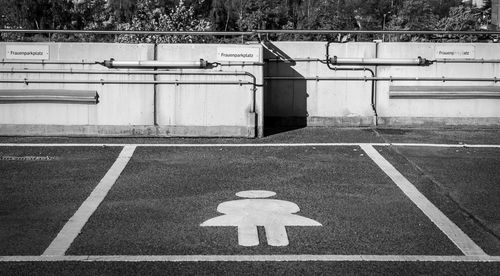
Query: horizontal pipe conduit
0,79,255,85
0,60,263,66
0,60,96,65
3,59,499,66
98,59,209,69
0,69,259,114
329,57,432,66
0,69,257,80
2,77,498,84
264,76,499,82
266,58,500,64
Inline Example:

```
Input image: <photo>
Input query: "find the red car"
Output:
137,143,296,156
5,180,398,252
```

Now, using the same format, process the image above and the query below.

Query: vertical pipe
326,42,378,125
153,43,158,126
373,42,379,126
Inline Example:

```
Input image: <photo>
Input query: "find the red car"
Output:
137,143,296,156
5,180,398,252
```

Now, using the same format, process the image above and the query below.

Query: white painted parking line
1,254,500,262
360,145,487,257
42,146,136,256
0,143,500,148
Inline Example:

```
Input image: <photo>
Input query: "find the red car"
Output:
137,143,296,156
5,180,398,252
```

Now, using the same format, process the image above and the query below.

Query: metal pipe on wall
433,59,500,64
98,59,210,69
325,42,379,123
264,76,499,82
0,79,255,85
265,57,500,64
0,60,96,65
329,57,433,66
0,69,259,113
153,44,158,126
0,60,264,66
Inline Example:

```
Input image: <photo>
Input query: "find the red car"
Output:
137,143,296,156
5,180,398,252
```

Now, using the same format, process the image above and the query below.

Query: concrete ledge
308,116,375,127
0,125,256,138
378,117,500,127
265,116,374,127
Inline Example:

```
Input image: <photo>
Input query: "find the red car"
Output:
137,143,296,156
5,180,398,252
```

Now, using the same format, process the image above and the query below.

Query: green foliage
237,0,288,31
0,0,495,42
385,0,439,41
387,0,438,31
115,0,211,43
436,5,481,31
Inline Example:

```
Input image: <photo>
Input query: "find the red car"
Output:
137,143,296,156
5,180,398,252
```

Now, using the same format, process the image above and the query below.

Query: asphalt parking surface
2,261,500,276
0,146,121,255
68,146,459,256
376,146,500,255
1,127,500,275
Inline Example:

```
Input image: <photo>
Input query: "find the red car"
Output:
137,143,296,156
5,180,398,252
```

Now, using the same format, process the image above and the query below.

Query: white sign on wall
217,47,260,62
435,45,475,59
5,45,50,60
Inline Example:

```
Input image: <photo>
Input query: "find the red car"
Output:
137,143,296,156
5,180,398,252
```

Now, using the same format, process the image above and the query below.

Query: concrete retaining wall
264,42,376,127
376,43,500,127
0,42,263,137
265,42,500,128
0,42,155,134
1,41,499,137
156,44,263,137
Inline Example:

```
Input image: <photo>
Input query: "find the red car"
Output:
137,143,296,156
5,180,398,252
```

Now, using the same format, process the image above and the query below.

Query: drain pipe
326,42,378,125
153,44,158,126
326,41,434,126
374,41,379,126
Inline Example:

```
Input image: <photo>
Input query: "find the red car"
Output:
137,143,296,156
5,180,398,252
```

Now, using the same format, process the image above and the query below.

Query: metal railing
2,29,500,36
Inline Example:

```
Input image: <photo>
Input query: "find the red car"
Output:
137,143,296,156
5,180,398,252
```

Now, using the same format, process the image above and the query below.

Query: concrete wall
265,42,500,128
376,43,500,126
264,42,376,127
0,42,155,135
1,41,499,137
156,44,263,137
0,42,263,137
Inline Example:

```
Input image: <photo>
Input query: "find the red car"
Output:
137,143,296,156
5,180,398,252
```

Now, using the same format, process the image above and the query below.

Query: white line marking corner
42,145,136,256
360,144,487,257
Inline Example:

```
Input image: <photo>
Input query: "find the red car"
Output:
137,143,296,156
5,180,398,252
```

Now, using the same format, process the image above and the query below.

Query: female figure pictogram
201,190,321,246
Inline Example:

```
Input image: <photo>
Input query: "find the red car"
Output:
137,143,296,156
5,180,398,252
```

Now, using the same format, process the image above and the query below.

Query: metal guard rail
2,29,500,36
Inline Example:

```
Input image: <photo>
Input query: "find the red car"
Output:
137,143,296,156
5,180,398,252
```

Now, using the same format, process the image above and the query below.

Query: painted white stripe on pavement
1,255,500,262
0,143,499,148
389,143,500,148
360,145,487,257
42,145,136,256
0,143,377,147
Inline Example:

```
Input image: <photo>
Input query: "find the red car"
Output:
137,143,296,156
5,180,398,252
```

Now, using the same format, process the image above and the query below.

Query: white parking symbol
201,190,322,246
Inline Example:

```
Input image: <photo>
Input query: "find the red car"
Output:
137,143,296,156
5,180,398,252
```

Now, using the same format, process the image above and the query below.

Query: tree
0,0,74,30
429,0,463,18
115,0,212,43
386,0,438,41
1,0,76,41
436,5,481,31
236,0,288,31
